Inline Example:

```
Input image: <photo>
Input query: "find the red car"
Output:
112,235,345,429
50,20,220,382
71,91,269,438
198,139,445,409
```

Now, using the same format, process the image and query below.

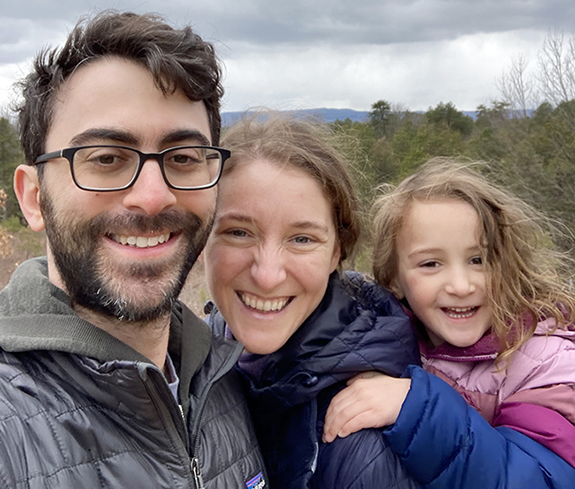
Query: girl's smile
392,198,493,348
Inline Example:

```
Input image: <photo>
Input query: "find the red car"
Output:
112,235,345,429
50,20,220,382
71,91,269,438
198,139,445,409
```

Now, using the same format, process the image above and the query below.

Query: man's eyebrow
160,129,211,147
69,128,139,147
68,128,211,148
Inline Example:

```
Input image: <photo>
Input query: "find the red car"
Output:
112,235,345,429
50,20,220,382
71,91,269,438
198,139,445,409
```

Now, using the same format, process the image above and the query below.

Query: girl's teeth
444,307,476,318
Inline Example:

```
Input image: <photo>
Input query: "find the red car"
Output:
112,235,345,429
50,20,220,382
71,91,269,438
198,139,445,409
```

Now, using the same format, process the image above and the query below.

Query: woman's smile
237,291,292,313
204,158,340,354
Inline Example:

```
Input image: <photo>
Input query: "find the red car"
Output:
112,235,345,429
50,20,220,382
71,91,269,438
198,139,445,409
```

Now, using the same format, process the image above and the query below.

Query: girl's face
204,158,341,354
392,198,493,347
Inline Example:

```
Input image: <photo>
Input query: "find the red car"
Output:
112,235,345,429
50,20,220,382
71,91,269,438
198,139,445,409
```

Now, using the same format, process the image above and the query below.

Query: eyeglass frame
32,144,231,192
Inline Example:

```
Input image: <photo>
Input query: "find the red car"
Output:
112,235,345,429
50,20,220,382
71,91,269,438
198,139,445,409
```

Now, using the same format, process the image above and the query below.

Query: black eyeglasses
33,145,231,192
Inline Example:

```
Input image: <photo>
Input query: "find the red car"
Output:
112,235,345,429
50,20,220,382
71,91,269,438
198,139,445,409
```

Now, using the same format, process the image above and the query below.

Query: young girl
323,159,575,488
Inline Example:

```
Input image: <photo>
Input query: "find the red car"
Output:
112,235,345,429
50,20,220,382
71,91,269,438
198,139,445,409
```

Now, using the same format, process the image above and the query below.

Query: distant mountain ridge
222,108,478,126
222,108,369,126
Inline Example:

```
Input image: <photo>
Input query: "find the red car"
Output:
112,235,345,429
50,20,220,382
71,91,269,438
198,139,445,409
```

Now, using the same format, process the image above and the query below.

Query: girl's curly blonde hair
372,157,575,362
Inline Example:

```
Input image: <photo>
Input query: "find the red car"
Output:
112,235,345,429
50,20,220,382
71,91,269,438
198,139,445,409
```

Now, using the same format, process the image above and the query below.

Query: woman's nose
250,246,287,292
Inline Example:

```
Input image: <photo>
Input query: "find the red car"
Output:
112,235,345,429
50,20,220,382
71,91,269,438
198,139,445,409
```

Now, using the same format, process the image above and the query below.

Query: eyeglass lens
71,146,222,190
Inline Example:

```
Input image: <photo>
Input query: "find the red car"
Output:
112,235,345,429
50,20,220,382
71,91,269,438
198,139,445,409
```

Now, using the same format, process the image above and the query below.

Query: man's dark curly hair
16,10,223,172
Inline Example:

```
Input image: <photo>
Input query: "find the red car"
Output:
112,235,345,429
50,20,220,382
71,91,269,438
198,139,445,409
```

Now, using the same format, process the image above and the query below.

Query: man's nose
122,159,176,215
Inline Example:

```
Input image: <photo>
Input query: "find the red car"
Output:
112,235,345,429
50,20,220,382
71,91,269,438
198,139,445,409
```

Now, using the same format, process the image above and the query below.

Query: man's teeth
112,233,170,248
240,293,290,312
444,307,477,319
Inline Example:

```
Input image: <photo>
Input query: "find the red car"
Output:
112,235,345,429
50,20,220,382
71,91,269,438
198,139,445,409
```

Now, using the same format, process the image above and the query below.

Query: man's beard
40,193,212,322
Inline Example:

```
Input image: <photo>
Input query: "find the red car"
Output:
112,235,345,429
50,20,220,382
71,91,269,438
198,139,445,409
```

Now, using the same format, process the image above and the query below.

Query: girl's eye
470,256,483,265
419,260,440,268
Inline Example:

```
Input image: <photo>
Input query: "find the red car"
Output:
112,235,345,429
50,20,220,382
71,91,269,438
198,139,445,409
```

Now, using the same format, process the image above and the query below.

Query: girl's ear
390,278,405,299
14,165,45,232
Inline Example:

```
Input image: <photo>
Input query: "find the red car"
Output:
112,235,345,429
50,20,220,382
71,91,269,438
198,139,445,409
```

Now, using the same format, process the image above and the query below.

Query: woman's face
204,158,341,354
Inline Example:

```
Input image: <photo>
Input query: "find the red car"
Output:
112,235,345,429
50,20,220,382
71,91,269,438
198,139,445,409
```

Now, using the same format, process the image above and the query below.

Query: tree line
2,30,575,258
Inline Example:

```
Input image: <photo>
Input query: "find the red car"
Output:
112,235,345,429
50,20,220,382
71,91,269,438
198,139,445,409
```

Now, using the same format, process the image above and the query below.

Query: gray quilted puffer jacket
0,257,267,489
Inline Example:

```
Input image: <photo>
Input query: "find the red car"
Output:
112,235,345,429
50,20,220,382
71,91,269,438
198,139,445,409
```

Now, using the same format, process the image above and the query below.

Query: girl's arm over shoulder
323,371,410,443
324,366,575,488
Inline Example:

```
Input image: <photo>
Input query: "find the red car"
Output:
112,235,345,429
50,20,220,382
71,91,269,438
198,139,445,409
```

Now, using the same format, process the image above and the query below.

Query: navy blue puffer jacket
210,271,421,488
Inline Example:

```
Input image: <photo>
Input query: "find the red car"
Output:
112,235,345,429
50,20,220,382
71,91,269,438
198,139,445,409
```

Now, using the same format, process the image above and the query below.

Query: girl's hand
322,371,411,443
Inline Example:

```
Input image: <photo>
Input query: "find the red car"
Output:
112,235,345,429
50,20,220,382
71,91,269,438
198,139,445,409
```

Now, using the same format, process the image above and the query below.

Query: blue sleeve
384,366,575,488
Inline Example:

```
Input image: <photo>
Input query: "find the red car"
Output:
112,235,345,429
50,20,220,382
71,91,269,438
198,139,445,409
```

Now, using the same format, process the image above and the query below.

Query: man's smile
110,232,172,248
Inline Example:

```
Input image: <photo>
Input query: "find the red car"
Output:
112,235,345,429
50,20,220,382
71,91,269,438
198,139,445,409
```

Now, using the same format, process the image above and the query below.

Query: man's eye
96,154,118,165
171,154,200,164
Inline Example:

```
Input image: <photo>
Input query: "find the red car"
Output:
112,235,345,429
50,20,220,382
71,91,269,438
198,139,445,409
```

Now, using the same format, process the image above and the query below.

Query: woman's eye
292,236,313,244
227,229,248,238
470,256,483,265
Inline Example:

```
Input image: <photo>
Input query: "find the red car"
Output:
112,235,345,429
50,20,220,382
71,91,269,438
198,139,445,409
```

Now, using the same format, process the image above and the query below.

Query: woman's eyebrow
215,212,253,224
291,221,330,233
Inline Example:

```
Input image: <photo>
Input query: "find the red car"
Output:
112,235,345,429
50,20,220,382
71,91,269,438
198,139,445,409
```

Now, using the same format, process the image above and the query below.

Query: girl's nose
445,268,476,296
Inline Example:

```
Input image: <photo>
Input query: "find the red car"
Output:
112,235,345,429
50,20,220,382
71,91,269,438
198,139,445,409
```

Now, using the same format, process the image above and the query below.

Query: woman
203,114,420,488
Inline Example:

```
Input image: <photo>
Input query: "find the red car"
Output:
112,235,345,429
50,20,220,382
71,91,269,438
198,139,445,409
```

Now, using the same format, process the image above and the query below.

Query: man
0,10,266,489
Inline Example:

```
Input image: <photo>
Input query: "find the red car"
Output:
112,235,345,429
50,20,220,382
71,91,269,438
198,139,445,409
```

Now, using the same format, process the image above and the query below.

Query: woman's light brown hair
221,112,361,264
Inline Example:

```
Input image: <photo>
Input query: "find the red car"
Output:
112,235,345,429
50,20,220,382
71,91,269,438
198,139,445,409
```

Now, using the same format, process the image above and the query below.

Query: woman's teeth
112,233,170,248
240,292,290,312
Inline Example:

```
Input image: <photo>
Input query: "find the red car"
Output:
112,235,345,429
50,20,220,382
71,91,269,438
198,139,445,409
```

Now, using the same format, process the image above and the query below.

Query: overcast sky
1,0,575,114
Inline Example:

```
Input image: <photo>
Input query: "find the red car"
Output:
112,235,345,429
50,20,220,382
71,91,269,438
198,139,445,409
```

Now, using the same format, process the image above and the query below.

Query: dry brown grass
0,228,47,289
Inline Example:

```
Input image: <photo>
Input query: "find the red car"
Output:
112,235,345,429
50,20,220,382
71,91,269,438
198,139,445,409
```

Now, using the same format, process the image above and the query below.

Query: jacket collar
0,257,212,379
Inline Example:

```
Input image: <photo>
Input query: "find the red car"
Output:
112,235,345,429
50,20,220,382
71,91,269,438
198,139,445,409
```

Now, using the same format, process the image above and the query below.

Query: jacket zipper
191,457,205,489
143,367,197,487
187,341,243,489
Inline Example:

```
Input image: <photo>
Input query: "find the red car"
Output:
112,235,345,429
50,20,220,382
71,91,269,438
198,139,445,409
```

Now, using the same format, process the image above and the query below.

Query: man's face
38,58,216,321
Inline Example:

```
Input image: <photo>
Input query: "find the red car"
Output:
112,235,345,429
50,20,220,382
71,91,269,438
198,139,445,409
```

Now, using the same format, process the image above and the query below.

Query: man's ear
14,164,45,231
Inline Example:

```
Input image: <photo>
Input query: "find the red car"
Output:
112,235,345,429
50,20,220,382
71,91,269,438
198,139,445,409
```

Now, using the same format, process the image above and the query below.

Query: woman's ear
329,243,341,273
14,165,45,231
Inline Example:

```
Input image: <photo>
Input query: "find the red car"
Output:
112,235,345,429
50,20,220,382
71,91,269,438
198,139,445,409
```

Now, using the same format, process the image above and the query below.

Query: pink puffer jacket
420,318,575,467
